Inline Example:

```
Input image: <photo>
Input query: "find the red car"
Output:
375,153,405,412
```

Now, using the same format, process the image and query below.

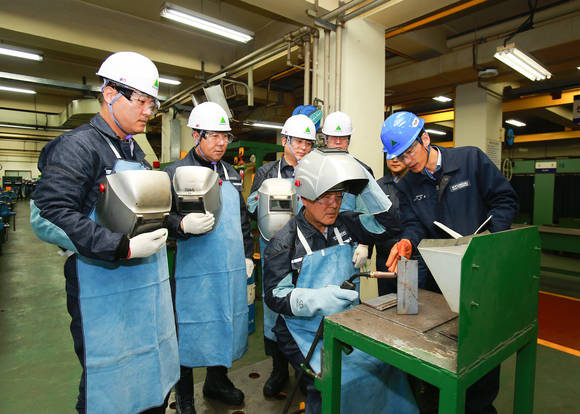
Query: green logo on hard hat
305,127,311,133
391,140,397,147
220,117,226,124
154,79,159,88
336,125,341,131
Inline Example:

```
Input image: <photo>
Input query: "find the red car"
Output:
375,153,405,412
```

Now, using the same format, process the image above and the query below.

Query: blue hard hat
292,105,323,130
380,111,425,160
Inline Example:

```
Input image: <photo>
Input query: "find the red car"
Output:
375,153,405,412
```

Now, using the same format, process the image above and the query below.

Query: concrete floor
0,200,578,413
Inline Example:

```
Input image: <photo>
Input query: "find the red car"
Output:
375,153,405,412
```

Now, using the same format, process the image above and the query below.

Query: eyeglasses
315,192,343,205
394,139,421,162
289,137,314,149
114,85,160,115
204,131,234,144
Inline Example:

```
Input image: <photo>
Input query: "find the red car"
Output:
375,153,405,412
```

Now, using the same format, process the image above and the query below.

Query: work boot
175,366,196,414
263,349,289,397
203,366,244,405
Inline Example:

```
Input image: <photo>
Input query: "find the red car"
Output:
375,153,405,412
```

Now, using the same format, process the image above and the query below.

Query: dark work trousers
64,257,170,414
274,318,321,414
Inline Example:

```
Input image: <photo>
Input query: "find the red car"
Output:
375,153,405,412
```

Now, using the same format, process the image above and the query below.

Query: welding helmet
172,166,222,233
95,170,171,237
294,148,368,200
187,101,231,132
380,111,425,160
282,114,316,141
96,51,160,98
322,111,353,137
257,178,297,241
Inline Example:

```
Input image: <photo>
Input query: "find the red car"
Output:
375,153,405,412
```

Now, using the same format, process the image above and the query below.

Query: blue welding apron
76,158,179,414
261,162,303,341
175,177,248,368
284,226,418,414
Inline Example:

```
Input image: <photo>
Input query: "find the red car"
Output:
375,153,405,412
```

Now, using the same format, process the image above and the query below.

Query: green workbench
319,227,541,414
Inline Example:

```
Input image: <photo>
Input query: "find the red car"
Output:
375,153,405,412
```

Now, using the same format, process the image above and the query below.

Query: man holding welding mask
262,148,418,414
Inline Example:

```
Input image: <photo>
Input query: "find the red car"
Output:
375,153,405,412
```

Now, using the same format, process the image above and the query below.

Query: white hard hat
187,102,231,131
96,51,159,98
282,114,316,141
322,111,353,136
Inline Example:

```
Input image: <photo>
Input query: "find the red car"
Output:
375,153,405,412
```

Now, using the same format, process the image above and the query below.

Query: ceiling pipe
304,36,311,105
335,21,343,110
446,1,580,49
385,0,490,39
312,31,320,104
160,26,313,110
343,0,391,21
323,29,331,116
318,0,368,21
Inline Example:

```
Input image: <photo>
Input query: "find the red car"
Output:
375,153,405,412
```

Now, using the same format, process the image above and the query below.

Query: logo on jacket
450,180,470,192
413,194,427,202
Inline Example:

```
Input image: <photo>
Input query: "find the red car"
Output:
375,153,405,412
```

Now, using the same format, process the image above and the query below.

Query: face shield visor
95,170,172,237
172,166,222,233
257,178,297,241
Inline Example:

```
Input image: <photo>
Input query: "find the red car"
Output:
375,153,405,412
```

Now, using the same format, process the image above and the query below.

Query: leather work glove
127,228,168,259
352,244,369,269
181,212,215,234
290,285,359,317
386,239,413,274
245,258,255,279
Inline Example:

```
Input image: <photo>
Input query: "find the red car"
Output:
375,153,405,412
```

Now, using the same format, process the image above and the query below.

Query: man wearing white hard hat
164,101,254,413
322,111,375,276
246,113,317,398
31,51,179,413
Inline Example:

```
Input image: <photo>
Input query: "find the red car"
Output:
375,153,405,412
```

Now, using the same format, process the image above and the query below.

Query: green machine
319,227,541,414
512,158,580,255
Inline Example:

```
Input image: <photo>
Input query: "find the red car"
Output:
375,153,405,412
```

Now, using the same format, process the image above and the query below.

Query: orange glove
386,239,413,273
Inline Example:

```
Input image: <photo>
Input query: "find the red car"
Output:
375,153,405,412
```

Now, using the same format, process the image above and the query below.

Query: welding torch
340,271,397,290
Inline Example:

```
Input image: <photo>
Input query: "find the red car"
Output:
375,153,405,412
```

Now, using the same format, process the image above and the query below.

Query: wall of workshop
0,139,46,179
502,139,580,160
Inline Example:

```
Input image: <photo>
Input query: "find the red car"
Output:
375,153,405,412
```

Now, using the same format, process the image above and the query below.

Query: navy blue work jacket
32,114,147,261
397,145,519,249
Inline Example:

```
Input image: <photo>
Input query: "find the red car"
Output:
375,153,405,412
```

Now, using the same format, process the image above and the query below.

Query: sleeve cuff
115,235,130,260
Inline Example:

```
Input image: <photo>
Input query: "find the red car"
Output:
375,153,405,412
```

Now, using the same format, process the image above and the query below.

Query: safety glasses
113,84,160,115
203,131,234,144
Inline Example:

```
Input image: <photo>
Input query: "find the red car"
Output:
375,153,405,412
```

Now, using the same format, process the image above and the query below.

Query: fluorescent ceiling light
159,76,181,85
0,85,36,94
433,96,452,102
505,119,526,127
494,43,551,81
425,129,447,136
161,3,253,43
0,46,43,62
244,121,283,130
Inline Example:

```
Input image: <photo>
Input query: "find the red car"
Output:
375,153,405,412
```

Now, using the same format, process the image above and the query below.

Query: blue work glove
290,285,359,317
246,191,258,214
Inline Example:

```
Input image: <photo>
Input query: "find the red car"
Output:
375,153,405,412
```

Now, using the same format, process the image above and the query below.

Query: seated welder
262,148,419,414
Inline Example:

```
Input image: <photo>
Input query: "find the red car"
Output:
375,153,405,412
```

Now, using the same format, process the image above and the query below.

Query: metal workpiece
95,170,172,237
397,257,418,315
172,166,222,232
257,178,297,241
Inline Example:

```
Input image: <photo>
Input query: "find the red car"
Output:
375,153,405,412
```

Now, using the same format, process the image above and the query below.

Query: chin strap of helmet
193,130,216,167
103,80,132,138
417,132,435,180
284,135,303,165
